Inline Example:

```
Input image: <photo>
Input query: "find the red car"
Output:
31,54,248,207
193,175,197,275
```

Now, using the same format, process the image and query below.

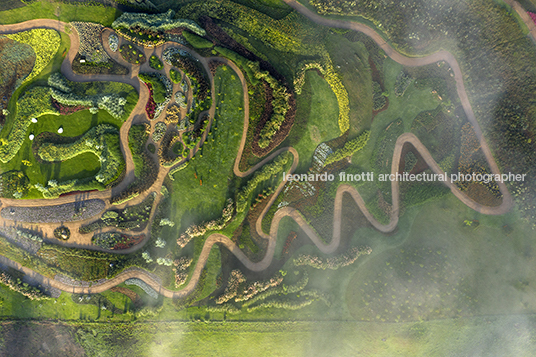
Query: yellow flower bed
6,29,60,84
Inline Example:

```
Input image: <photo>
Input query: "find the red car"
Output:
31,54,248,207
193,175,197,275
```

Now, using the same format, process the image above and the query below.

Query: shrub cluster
372,81,387,111
0,271,49,300
236,152,290,212
324,130,370,167
53,226,70,240
92,232,144,250
169,68,182,84
177,198,234,248
80,192,155,234
164,104,181,125
173,256,192,287
112,9,205,36
111,125,158,205
5,29,60,84
0,171,30,199
49,73,128,119
38,124,124,187
163,48,210,102
293,246,372,270
139,72,172,120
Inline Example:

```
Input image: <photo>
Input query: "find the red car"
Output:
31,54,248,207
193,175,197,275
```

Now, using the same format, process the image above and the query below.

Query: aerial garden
0,0,536,355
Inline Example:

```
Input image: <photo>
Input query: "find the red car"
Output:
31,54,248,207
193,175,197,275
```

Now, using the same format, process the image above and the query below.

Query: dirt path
0,9,517,300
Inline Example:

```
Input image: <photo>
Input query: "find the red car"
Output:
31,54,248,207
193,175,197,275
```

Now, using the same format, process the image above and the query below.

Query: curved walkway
0,7,516,299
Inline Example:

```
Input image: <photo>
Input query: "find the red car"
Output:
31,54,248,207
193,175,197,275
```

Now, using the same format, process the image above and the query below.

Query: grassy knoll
167,65,244,235
0,1,120,26
286,70,340,173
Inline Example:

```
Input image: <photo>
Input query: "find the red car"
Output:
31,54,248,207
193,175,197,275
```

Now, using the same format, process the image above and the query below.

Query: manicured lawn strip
0,1,120,26
167,65,243,235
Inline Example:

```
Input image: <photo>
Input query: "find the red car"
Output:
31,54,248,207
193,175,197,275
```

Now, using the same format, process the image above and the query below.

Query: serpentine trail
0,4,516,299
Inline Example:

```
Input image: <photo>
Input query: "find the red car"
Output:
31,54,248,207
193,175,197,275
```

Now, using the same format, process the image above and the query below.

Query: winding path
0,2,519,299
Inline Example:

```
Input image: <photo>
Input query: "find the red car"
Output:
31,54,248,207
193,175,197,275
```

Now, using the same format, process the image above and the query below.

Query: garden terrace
1,199,105,223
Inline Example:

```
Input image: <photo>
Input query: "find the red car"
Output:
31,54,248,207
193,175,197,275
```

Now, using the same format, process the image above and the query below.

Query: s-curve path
0,8,515,301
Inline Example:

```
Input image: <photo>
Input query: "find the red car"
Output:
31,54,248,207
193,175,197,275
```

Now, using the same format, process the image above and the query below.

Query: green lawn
167,64,244,234
287,70,340,173
0,1,120,26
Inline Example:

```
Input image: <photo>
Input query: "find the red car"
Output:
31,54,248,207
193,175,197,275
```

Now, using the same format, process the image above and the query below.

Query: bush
138,72,171,104
183,30,213,49
0,171,30,199
169,68,182,84
5,29,60,84
324,130,370,167
149,55,163,70
108,33,119,52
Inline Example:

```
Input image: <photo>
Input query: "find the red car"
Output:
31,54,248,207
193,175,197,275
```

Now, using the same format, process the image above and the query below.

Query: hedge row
112,9,205,36
236,152,291,212
324,130,370,167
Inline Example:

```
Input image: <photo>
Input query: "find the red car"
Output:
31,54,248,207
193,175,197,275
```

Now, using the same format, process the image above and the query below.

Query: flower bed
108,33,119,52
144,82,157,119
152,122,167,142
119,43,146,64
71,22,111,63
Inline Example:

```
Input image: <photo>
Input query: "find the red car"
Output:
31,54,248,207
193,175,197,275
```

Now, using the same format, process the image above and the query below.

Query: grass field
287,70,340,173
167,64,244,236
